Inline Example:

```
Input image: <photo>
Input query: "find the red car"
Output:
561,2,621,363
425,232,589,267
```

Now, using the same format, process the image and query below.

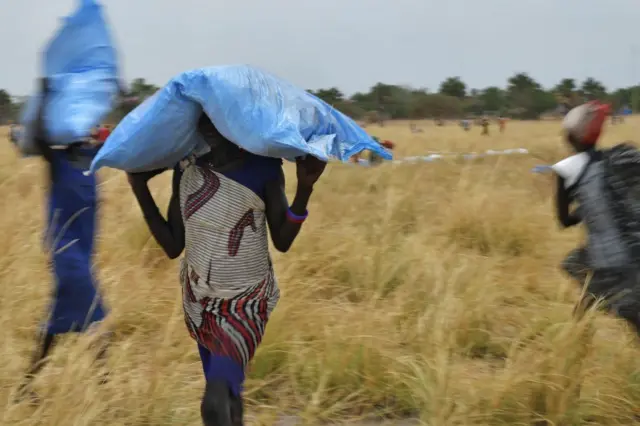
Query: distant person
16,78,111,401
498,117,506,133
552,101,640,337
369,137,394,166
480,116,490,135
460,119,471,131
127,113,327,426
409,122,423,133
9,122,22,144
621,105,631,122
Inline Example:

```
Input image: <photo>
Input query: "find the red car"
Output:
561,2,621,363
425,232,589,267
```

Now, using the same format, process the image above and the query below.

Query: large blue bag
90,65,392,173
19,0,120,154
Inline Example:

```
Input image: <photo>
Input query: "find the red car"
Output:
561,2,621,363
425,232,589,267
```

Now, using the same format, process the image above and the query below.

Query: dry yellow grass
0,119,639,425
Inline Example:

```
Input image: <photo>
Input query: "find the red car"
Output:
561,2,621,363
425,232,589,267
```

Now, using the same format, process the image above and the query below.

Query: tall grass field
0,119,639,425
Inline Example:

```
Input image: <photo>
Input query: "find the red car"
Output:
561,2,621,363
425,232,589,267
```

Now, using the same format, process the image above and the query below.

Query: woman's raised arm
128,167,185,259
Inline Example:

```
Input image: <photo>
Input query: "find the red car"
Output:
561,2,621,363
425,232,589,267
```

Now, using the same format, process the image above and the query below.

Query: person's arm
555,174,581,228
128,167,185,259
265,170,312,253
265,156,326,252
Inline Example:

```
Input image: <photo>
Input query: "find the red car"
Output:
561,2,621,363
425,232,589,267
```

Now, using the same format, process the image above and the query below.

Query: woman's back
178,153,281,296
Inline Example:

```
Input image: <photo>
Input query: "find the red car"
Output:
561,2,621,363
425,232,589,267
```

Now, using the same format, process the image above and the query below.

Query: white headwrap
561,101,610,145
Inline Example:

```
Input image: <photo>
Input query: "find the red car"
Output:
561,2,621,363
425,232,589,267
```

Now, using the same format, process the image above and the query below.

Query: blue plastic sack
90,65,392,173
19,0,119,154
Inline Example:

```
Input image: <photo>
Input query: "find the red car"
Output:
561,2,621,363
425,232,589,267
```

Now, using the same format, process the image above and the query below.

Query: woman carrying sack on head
552,101,640,337
127,112,326,426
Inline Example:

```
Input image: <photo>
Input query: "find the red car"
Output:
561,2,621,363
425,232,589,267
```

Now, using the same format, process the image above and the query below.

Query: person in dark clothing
552,101,640,337
15,78,111,402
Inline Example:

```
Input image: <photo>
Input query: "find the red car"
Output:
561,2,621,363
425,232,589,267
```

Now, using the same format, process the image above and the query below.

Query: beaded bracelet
286,208,308,224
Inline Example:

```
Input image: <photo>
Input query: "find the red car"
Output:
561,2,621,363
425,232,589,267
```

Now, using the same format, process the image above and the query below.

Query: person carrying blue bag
16,78,111,402
127,113,326,426
14,0,121,402
91,64,390,425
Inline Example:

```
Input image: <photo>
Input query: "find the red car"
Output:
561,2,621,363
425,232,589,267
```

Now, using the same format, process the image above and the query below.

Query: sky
1,0,639,97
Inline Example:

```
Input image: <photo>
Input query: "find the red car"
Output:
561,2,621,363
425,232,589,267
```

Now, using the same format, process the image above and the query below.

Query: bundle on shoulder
90,65,392,173
19,0,120,155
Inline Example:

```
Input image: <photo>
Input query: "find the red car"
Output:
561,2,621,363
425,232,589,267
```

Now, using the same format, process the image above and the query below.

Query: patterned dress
178,153,282,395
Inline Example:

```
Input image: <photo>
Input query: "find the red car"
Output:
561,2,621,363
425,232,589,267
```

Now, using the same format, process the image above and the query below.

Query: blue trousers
198,344,245,397
45,150,106,335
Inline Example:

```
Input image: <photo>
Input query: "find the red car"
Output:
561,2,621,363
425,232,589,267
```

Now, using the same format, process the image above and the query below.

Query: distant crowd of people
458,116,507,135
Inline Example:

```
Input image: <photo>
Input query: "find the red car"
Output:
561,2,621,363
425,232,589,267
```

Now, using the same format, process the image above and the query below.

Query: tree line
2,73,639,125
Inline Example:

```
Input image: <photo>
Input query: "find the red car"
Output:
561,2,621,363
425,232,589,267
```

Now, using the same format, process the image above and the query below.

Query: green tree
350,83,395,116
507,72,540,92
610,88,631,109
312,87,344,105
554,78,576,99
310,88,365,119
129,78,160,99
532,89,557,116
363,83,413,119
335,100,365,119
580,78,607,101
439,77,466,99
103,73,640,124
410,93,463,119
506,72,551,119
350,91,377,112
611,86,640,111
478,87,505,113
631,86,640,112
